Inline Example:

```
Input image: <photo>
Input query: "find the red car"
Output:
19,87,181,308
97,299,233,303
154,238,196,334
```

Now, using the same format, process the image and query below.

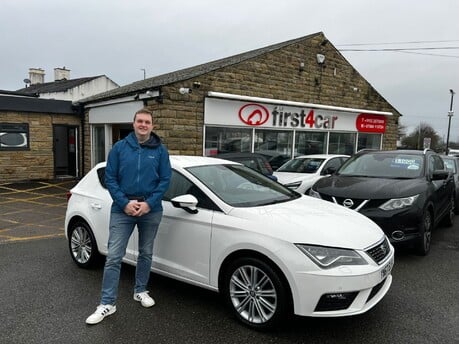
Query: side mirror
322,166,337,175
171,194,199,214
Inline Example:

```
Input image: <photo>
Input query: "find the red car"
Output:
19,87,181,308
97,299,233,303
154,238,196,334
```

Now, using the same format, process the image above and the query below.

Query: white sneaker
85,304,116,325
134,291,155,308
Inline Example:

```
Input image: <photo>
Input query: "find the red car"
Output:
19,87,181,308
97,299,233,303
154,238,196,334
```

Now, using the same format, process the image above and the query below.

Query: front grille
318,193,388,211
366,237,391,264
366,278,386,303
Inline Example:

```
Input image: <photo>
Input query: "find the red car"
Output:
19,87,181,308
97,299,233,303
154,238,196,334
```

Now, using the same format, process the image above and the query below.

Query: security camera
316,54,325,64
179,87,192,94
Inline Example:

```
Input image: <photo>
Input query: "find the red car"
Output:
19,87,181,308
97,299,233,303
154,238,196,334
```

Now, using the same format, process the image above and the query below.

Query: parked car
65,156,394,330
441,155,459,214
310,149,455,255
255,150,292,170
214,152,277,180
274,154,349,194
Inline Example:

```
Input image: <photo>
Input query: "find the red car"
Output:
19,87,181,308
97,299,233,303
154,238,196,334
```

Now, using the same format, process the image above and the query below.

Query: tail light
66,191,72,202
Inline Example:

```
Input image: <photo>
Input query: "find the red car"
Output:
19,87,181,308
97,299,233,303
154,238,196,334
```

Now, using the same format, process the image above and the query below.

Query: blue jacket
105,131,172,213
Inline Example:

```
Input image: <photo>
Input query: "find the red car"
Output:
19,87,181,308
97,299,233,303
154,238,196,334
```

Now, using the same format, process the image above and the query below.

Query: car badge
342,199,354,208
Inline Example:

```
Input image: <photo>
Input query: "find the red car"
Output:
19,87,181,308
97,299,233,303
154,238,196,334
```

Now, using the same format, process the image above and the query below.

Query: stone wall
140,33,399,157
0,111,81,182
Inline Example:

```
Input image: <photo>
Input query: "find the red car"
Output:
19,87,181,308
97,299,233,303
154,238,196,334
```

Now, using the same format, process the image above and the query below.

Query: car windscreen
187,164,300,207
277,158,325,173
338,153,424,178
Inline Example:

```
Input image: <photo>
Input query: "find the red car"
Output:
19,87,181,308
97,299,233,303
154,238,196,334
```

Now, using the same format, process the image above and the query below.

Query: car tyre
68,220,100,268
221,257,290,330
415,209,433,256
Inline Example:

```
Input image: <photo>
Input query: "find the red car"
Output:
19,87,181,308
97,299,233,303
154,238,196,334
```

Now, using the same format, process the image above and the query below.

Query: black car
213,152,278,181
310,149,455,255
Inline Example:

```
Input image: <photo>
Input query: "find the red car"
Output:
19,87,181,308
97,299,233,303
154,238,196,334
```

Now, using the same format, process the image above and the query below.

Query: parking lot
0,179,77,243
0,180,458,343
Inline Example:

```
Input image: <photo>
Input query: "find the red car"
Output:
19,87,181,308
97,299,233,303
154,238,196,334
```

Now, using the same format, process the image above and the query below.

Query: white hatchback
65,155,393,329
274,154,350,194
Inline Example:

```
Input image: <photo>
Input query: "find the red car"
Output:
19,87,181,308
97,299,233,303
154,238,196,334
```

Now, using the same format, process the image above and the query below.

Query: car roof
294,154,350,159
362,149,427,156
93,155,239,170
214,152,268,159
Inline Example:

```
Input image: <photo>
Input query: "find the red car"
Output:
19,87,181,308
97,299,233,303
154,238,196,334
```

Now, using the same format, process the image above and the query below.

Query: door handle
90,203,102,209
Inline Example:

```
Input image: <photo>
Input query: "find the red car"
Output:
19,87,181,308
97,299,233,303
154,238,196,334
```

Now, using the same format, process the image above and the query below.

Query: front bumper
361,207,423,244
291,248,394,317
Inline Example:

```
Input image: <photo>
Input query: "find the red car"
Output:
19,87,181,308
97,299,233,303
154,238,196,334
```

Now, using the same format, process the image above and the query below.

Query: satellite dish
23,78,31,84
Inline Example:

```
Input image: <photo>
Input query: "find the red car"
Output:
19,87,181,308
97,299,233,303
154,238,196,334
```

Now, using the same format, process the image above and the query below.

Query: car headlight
308,189,321,199
296,244,368,269
379,194,419,211
284,181,302,190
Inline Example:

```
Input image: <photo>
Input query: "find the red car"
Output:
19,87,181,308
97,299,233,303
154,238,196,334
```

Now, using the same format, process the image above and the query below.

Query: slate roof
80,32,322,104
16,76,105,96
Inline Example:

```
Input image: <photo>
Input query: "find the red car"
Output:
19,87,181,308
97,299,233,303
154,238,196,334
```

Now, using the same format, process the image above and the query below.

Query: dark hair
133,108,154,121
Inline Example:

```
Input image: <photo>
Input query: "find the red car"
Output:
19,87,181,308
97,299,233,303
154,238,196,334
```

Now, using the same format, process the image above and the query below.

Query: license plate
380,256,394,280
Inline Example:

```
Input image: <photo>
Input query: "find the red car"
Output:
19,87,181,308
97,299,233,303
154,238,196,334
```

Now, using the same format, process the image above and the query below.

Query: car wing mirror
322,166,336,175
171,194,199,214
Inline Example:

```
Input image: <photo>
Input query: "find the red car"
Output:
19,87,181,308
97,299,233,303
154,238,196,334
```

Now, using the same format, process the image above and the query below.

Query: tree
401,122,441,150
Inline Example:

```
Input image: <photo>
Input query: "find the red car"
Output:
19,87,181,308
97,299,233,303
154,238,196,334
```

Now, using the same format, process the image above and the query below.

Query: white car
65,156,393,330
274,154,350,194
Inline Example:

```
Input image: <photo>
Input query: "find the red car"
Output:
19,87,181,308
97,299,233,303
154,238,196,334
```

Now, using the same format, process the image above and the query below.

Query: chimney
54,67,70,81
28,68,45,85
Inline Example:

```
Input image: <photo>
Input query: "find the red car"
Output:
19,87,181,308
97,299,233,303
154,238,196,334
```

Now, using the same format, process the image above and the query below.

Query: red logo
356,114,386,133
238,103,269,126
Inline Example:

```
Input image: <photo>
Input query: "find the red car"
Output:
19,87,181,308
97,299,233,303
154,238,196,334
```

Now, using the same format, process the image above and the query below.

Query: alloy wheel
229,265,277,324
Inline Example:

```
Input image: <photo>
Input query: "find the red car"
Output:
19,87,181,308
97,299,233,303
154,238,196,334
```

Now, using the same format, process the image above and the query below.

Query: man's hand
124,200,151,216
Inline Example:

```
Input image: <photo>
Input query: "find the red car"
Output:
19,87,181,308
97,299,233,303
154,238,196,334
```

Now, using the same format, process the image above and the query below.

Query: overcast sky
2,0,459,141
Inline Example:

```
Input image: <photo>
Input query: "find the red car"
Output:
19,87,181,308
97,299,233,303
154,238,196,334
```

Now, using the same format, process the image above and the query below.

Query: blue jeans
100,210,162,305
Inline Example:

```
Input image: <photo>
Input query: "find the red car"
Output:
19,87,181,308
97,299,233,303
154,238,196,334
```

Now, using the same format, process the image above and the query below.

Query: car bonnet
227,196,384,250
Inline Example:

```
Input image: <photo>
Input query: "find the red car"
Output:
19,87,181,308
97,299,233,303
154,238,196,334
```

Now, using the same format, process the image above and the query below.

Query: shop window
204,127,252,156
93,126,106,164
329,132,356,155
295,132,326,156
0,123,29,150
253,129,293,170
357,133,382,151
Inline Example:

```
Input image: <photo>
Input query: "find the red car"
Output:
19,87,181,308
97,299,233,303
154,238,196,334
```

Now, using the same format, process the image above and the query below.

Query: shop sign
205,98,388,133
355,114,386,133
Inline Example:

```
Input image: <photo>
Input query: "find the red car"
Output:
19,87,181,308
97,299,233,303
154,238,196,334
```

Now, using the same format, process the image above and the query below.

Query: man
86,108,171,325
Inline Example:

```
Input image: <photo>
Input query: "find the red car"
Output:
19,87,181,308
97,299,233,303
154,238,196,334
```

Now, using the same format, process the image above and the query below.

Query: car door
429,155,450,219
93,167,138,261
152,170,214,285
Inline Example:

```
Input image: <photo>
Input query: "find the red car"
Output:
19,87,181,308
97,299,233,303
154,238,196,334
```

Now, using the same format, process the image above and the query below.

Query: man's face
133,113,153,137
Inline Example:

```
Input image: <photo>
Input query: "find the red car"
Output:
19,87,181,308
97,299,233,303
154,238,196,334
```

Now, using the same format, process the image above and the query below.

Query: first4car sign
205,97,388,133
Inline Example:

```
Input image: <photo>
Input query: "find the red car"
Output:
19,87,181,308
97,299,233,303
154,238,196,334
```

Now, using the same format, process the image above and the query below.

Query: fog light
315,292,358,311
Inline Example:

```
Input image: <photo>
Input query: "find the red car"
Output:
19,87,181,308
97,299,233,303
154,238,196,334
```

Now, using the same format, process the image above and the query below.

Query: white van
448,148,459,156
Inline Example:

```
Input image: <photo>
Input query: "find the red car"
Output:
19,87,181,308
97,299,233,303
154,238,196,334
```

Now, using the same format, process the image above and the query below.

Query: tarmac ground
0,179,78,243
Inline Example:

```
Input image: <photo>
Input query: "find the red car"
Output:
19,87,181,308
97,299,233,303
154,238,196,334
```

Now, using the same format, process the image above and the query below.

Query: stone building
0,92,82,182
0,68,118,182
79,32,400,176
